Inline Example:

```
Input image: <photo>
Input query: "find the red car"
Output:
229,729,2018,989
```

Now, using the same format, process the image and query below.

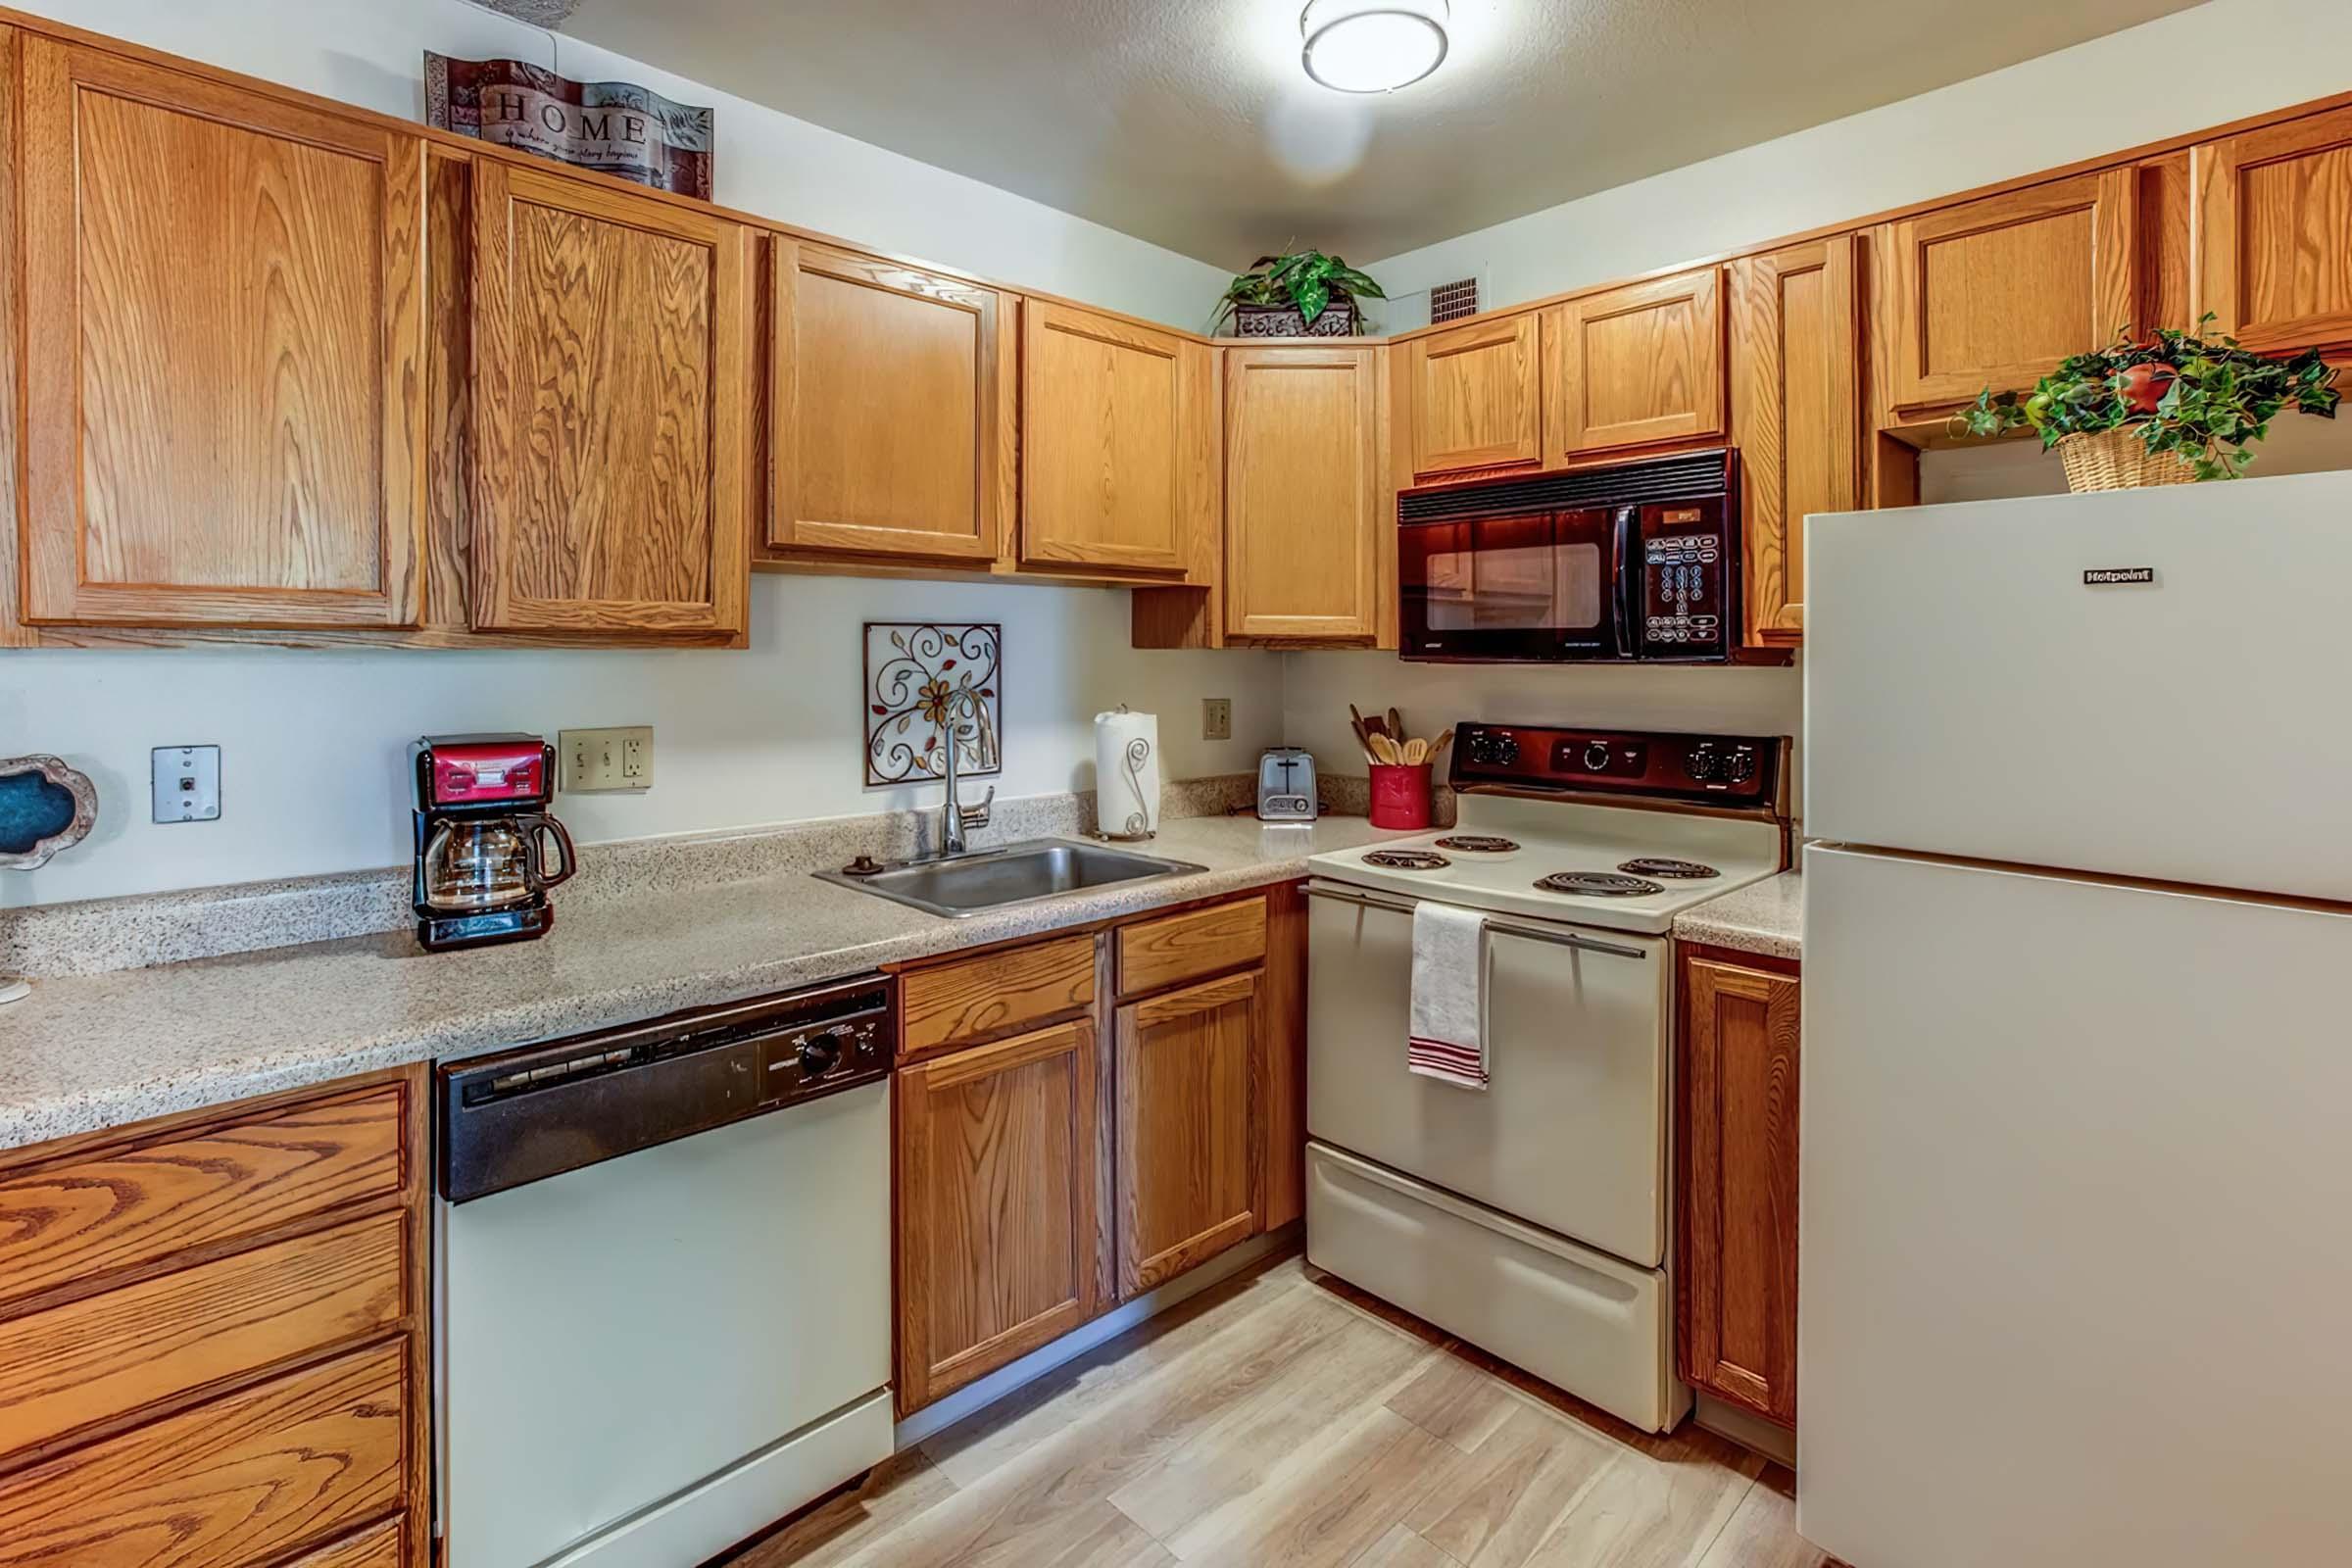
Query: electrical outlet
560,726,654,792
150,745,221,823
1202,698,1233,742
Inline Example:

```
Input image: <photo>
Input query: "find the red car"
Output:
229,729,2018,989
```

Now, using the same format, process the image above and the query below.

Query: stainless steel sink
814,838,1208,918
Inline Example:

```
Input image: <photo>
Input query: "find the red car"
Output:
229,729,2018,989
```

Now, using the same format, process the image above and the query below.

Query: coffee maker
411,734,576,952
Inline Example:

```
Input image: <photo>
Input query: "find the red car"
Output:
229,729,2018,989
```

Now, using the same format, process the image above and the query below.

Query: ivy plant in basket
1953,317,2339,489
1218,249,1386,337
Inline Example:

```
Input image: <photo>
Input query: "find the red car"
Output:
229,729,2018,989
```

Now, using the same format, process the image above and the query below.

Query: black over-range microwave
1397,449,1740,663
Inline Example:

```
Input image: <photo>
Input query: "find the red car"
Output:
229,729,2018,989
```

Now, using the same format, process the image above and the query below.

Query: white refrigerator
1798,471,2352,1568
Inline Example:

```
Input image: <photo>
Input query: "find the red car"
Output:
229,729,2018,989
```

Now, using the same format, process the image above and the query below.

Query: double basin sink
815,838,1207,918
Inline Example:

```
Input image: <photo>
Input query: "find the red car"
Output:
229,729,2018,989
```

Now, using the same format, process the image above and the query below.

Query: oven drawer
1305,886,1669,1265
1305,1142,1684,1434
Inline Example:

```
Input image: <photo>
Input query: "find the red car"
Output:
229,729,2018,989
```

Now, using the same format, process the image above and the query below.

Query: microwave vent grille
1399,449,1731,524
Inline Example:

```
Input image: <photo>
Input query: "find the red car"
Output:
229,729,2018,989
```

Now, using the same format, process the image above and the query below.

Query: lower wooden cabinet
1676,948,1801,1428
895,1016,1102,1414
1114,969,1262,1297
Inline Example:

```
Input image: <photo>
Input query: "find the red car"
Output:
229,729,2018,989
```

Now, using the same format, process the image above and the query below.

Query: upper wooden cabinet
1114,969,1262,1298
1730,237,1860,648
1402,313,1542,480
1020,301,1214,574
768,241,1015,563
467,161,752,638
2193,103,2352,355
1544,267,1726,458
1222,346,1382,642
15,36,427,630
1882,167,2139,412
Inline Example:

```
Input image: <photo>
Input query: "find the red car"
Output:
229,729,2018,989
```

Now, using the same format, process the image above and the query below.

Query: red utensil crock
1368,762,1433,830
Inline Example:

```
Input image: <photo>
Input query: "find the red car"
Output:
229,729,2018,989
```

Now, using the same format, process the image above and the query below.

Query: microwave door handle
1610,507,1638,659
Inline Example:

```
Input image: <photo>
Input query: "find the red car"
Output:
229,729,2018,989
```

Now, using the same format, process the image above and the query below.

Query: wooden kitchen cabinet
768,240,1017,563
1730,237,1861,648
1115,970,1263,1297
1544,266,1726,458
1402,313,1543,480
14,34,427,630
1020,300,1215,574
1676,949,1801,1429
2193,102,2352,355
896,1017,1104,1414
467,159,752,638
1881,167,2140,414
1221,345,1383,641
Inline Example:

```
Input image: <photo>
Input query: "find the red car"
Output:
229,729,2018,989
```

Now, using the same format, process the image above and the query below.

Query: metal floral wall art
863,623,1003,787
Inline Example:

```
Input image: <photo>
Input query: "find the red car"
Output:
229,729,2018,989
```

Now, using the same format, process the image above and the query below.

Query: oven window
1421,522,1603,632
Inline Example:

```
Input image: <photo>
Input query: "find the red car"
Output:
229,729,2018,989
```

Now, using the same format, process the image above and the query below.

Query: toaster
1256,748,1318,823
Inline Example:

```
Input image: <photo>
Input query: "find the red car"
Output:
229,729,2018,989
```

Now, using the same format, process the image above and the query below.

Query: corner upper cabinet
467,160,751,639
15,36,427,629
1544,266,1726,458
2192,103,2352,356
1402,314,1542,480
1223,346,1382,642
1730,237,1860,648
1881,168,2139,414
769,241,1016,564
1020,301,1214,574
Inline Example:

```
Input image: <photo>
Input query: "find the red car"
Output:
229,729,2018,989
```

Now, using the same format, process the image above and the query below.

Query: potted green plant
1218,249,1385,337
1952,317,2338,490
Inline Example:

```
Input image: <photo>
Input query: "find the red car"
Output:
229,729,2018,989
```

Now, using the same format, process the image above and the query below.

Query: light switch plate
1202,698,1233,742
561,726,654,792
151,745,220,823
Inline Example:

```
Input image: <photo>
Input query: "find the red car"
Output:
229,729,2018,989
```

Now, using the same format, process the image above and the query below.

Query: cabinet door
1677,956,1800,1428
771,241,1014,562
1403,314,1542,480
1114,970,1261,1298
1223,347,1380,641
18,38,426,629
468,161,751,636
897,1018,1101,1413
1544,267,1725,458
1885,168,2139,411
1730,238,1860,649
1021,301,1211,573
2193,103,2352,355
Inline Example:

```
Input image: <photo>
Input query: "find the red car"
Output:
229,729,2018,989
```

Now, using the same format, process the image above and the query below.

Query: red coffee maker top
422,734,550,807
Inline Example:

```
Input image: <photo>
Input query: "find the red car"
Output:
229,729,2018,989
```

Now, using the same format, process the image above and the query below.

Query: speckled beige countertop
0,815,1399,1152
1673,870,1802,961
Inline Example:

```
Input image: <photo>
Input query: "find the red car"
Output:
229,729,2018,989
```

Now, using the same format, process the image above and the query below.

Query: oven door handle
1306,883,1649,960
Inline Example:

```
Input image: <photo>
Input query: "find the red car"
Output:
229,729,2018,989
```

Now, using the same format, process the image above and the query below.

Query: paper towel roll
1095,708,1161,839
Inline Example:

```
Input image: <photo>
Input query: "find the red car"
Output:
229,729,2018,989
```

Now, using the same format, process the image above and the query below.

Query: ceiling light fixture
1299,0,1449,94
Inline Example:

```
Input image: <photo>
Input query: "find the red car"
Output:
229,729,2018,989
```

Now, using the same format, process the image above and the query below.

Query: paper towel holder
1095,705,1158,843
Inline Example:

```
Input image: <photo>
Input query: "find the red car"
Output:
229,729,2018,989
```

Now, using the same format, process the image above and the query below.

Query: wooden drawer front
901,934,1096,1058
0,1089,404,1310
0,1339,406,1568
1117,898,1267,999
284,1518,405,1568
0,1210,405,1461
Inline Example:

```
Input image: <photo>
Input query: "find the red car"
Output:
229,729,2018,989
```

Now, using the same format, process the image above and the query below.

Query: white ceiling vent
1429,276,1479,324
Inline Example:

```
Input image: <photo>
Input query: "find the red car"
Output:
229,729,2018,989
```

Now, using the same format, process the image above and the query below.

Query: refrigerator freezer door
1799,846,2352,1568
1804,470,2352,903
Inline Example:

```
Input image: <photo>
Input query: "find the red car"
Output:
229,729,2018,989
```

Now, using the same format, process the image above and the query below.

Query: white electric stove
1303,723,1790,1433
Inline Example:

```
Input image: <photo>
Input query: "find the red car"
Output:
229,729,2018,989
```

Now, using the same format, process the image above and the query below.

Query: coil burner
1433,835,1520,854
1363,849,1452,871
1617,858,1720,880
1535,871,1665,897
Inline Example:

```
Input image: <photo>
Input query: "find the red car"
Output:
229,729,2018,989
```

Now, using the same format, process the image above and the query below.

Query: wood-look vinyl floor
730,1251,1836,1568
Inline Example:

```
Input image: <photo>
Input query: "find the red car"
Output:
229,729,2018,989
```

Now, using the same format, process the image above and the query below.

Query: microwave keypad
1643,534,1723,648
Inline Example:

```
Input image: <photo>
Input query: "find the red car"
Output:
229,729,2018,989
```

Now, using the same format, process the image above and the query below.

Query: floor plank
1405,1402,1619,1568
1693,1465,1830,1568
731,1450,958,1568
1174,1405,1455,1567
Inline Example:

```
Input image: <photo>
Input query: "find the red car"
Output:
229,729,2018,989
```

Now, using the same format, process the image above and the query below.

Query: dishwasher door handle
1306,883,1649,960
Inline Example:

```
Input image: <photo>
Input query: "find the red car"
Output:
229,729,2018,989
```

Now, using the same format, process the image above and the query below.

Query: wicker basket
2055,427,2200,491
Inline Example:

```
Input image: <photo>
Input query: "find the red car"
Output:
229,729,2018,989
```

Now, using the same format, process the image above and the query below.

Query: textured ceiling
561,0,2199,268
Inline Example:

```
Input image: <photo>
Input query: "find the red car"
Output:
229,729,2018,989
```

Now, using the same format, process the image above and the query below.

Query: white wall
0,0,1269,907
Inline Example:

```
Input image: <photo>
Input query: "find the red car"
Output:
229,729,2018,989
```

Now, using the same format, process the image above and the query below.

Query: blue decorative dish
0,756,97,870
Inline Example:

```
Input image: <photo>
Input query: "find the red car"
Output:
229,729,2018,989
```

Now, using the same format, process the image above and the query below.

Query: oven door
1399,506,1630,661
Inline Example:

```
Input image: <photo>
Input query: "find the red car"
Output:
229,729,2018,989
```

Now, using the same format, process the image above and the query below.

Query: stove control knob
1582,742,1612,772
798,1033,842,1079
1470,731,1518,766
1726,749,1758,785
1686,745,1724,783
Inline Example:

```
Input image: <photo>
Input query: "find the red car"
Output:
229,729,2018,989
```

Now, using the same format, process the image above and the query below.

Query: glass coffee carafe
421,815,576,913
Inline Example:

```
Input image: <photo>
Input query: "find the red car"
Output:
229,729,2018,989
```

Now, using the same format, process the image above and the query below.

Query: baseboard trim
1694,1392,1796,1468
892,1222,1301,1450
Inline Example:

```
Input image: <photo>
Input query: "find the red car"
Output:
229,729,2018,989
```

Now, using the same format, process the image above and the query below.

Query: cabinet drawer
0,1088,405,1310
1117,898,1267,999
0,1338,407,1568
901,934,1096,1059
0,1209,406,1460
285,1519,406,1568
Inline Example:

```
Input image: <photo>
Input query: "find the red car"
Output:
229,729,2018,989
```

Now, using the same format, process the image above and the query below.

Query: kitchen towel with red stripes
1408,899,1489,1090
